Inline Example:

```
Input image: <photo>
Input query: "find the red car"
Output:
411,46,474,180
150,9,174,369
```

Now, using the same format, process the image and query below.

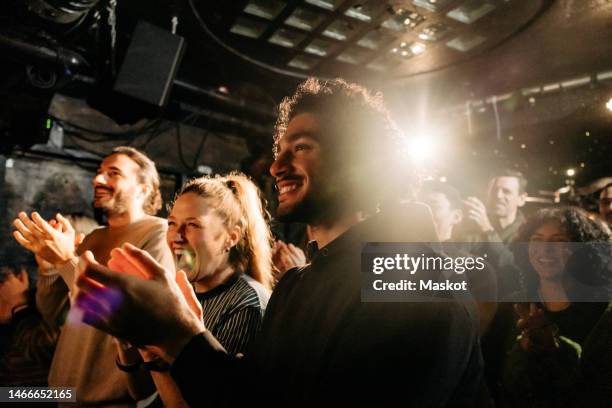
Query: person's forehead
279,112,320,146
100,153,138,171
171,193,214,217
533,221,565,236
491,176,520,190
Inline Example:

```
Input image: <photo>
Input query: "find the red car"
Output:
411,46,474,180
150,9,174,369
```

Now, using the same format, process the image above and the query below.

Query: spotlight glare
566,168,575,177
606,97,612,112
409,136,434,163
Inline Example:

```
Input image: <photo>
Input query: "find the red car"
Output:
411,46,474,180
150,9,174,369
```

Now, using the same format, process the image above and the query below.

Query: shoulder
130,216,168,243
216,275,269,315
130,217,173,268
136,216,168,232
240,274,271,311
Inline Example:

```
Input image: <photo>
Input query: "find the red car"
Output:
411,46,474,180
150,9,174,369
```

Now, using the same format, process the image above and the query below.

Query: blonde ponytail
223,173,275,290
175,173,274,290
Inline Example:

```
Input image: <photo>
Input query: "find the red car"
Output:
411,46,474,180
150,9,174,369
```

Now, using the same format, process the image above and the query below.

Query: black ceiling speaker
114,21,186,108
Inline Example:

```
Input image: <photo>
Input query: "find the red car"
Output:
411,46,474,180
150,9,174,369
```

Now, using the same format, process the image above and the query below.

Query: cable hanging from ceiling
186,0,330,81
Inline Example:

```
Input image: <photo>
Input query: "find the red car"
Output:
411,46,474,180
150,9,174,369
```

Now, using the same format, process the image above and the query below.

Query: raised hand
463,197,494,233
514,303,559,352
175,269,203,322
75,244,205,362
272,241,307,280
13,212,78,266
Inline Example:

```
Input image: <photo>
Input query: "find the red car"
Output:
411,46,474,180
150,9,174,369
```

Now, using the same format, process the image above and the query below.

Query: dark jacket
171,204,483,407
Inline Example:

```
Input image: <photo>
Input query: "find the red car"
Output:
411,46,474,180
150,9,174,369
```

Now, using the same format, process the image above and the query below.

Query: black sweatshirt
171,204,483,407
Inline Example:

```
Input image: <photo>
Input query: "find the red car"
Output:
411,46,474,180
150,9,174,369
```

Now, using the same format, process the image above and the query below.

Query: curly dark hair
512,206,611,300
273,78,411,213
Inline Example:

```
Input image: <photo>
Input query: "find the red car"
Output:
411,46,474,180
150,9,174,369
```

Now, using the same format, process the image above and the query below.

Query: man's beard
277,181,345,225
93,190,129,217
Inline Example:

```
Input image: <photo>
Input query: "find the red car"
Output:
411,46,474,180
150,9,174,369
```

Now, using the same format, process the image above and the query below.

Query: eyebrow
168,216,200,221
98,165,123,173
283,131,318,144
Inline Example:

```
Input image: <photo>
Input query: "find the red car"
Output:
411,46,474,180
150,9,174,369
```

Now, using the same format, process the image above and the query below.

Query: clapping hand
75,244,205,362
514,303,559,352
13,212,82,267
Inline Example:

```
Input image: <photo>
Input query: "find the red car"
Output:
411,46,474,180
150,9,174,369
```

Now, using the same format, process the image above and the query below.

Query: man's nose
93,172,107,185
270,151,290,178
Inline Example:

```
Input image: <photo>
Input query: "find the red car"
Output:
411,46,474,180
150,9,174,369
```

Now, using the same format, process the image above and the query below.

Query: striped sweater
196,272,270,355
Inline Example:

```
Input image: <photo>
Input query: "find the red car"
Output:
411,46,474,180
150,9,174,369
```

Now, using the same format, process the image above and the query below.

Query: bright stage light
408,136,434,163
606,97,612,112
566,168,576,177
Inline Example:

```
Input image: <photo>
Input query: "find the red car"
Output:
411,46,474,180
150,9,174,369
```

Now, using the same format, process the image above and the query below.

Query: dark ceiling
1,0,611,196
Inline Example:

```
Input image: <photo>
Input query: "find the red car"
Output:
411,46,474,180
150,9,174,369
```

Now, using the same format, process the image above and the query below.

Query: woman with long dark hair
487,206,610,407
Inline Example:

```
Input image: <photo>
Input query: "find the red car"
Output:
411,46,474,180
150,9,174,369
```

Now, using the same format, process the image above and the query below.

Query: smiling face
92,154,146,216
166,192,237,283
270,112,334,223
528,221,571,282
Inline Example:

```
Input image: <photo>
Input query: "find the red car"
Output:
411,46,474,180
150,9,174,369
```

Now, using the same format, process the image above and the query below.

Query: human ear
225,225,242,250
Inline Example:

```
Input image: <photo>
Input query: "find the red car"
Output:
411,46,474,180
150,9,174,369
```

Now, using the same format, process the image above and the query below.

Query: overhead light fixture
268,28,306,48
409,42,426,55
305,0,342,11
446,33,486,52
606,97,612,112
230,17,267,39
390,41,426,59
345,1,387,23
305,39,338,57
288,55,319,70
323,20,359,41
418,23,452,42
382,10,425,31
285,8,325,32
412,0,454,13
390,41,412,59
243,0,285,20
566,168,576,177
447,0,496,24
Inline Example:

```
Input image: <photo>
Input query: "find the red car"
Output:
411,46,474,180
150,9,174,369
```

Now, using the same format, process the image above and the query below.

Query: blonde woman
115,172,274,407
